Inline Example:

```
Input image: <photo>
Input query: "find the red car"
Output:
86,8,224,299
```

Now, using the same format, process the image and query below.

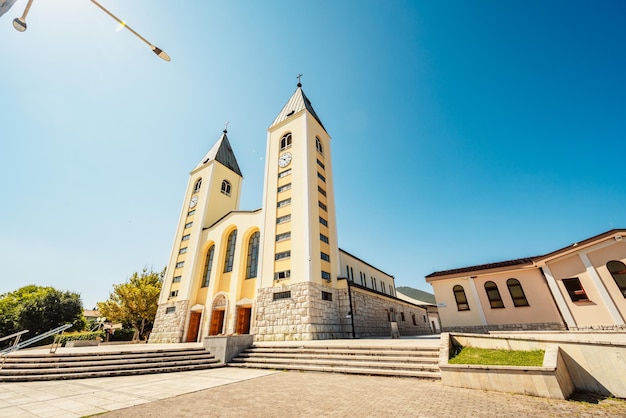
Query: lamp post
6,0,170,61
89,0,170,61
11,0,31,31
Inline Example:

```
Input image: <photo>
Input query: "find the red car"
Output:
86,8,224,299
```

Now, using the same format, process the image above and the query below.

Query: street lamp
6,0,170,61
89,0,170,61
11,0,31,32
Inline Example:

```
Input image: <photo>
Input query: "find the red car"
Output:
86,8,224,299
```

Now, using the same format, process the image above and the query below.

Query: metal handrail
0,324,72,358
0,330,29,343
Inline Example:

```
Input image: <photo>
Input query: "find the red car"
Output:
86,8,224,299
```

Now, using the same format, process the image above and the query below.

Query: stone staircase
229,344,441,379
0,346,222,382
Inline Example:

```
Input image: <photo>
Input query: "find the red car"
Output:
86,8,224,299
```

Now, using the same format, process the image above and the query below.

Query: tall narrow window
507,278,529,307
223,229,237,272
193,178,202,193
484,281,505,308
607,260,626,298
316,137,323,154
221,180,231,196
280,133,292,150
201,246,215,287
453,285,470,311
245,232,260,279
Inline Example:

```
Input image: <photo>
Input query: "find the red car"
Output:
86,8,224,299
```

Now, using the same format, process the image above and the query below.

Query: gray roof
195,131,242,177
270,86,326,132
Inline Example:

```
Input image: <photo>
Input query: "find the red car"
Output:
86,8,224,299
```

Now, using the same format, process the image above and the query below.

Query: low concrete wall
489,333,626,397
439,334,573,399
203,335,253,364
442,332,626,399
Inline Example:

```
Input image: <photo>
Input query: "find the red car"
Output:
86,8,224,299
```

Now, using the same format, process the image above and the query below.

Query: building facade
149,83,431,343
426,229,626,333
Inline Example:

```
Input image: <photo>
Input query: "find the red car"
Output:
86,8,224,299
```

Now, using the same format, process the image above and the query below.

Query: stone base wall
253,282,433,341
148,300,189,343
442,322,566,334
348,287,432,338
569,325,626,331
254,282,351,341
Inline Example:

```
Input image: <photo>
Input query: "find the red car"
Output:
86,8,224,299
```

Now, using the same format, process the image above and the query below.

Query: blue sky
1,1,624,309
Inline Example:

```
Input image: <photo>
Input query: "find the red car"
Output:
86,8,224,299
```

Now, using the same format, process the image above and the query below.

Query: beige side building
149,83,431,343
426,229,626,332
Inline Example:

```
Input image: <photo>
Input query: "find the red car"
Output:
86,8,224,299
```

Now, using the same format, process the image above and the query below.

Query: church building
149,82,431,343
426,229,626,333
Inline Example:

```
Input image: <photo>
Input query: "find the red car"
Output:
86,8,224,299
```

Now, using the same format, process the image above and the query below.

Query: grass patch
449,346,544,366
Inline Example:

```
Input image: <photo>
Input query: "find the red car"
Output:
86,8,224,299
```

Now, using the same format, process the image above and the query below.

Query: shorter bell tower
150,129,243,343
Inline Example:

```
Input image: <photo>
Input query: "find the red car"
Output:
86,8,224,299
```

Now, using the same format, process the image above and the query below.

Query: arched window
507,278,529,307
201,245,215,288
221,180,231,196
280,133,292,150
193,178,202,193
223,229,237,273
453,285,470,311
245,231,260,279
607,260,626,298
315,137,323,154
484,281,504,308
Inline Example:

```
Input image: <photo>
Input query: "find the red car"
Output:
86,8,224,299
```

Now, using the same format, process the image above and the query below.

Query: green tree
0,285,85,347
97,267,164,341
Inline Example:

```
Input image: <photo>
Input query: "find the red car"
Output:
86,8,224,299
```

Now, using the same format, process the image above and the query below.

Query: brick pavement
100,371,626,418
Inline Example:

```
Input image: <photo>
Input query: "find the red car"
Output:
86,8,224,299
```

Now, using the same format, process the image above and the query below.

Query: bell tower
150,129,243,343
255,81,344,340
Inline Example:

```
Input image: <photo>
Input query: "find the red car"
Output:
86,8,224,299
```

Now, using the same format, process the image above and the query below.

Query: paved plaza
1,367,626,418
1,337,625,417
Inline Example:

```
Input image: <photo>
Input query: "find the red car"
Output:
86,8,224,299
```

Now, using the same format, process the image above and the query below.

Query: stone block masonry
149,300,189,343
254,281,432,341
347,287,432,338
254,282,350,341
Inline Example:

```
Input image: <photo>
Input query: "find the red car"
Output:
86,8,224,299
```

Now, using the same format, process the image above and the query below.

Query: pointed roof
270,83,326,132
195,130,242,176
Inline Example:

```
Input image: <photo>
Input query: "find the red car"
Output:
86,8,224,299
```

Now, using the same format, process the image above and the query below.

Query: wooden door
209,309,225,335
186,311,201,342
236,307,251,334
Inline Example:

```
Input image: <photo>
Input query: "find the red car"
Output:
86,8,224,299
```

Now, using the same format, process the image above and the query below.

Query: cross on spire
296,73,303,87
223,121,229,133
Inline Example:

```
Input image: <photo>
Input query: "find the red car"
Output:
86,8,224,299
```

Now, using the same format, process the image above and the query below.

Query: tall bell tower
255,81,345,340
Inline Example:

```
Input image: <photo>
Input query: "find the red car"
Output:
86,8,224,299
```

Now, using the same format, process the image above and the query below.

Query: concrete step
236,352,438,364
230,344,441,380
4,348,209,362
1,357,221,375
230,357,439,371
229,362,441,379
0,347,223,382
0,362,223,382
247,347,439,355
2,353,217,369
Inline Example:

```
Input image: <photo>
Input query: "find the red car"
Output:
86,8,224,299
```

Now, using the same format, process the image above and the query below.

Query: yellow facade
149,84,430,343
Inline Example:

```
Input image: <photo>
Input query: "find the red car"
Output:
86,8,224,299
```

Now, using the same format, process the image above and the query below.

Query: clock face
278,152,292,168
189,195,198,208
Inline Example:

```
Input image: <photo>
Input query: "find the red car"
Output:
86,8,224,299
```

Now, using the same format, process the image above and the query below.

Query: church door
209,309,225,335
186,311,201,342
236,307,251,334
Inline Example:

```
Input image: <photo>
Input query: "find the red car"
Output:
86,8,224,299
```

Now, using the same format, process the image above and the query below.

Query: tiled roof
426,228,626,279
195,131,242,176
270,86,326,132
425,257,536,278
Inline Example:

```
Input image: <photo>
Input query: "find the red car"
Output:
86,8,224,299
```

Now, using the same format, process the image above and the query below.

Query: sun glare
115,21,126,32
